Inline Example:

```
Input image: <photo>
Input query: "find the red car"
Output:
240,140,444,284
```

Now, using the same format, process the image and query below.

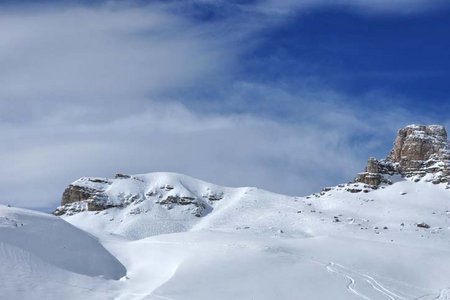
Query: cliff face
54,178,113,215
355,124,450,187
387,125,449,170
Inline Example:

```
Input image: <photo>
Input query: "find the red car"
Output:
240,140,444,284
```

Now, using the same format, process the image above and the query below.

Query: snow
0,205,126,299
2,172,450,299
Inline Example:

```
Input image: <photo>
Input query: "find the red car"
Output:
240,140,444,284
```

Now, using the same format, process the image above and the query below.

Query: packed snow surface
0,205,126,299
2,172,450,299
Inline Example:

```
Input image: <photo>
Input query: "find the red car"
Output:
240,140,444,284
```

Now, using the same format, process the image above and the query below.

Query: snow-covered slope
2,173,450,299
0,205,126,299
54,172,450,300
61,172,450,243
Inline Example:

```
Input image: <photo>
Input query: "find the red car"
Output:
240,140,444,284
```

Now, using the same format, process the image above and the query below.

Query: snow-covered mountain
2,124,450,299
54,172,238,239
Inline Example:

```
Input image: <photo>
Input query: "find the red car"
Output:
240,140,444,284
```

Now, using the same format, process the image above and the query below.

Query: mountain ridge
54,124,450,220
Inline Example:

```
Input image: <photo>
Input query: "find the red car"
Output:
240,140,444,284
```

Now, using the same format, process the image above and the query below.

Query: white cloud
0,5,235,107
249,0,448,16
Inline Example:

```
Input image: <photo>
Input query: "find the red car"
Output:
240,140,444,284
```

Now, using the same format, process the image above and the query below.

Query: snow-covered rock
388,124,448,166
356,124,450,187
54,172,228,217
55,172,240,239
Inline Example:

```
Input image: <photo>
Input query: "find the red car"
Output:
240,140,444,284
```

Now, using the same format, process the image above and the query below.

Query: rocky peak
355,124,450,187
387,125,449,170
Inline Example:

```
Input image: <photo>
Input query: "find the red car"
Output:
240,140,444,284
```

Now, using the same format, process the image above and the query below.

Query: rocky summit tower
355,124,450,186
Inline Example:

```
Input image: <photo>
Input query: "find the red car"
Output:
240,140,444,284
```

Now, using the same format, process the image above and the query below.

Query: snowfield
0,205,126,299
1,172,450,299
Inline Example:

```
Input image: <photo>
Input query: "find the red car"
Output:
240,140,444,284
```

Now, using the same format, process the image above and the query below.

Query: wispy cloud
0,4,240,109
231,0,449,16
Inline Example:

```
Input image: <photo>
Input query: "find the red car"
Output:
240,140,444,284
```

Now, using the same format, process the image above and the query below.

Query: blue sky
181,1,450,114
246,8,450,100
1,0,449,210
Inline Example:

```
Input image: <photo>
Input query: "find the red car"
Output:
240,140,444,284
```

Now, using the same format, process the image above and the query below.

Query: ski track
326,262,407,300
148,294,174,300
415,289,450,300
326,263,371,300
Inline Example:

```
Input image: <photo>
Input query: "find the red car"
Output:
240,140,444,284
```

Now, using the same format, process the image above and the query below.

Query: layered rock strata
355,124,450,187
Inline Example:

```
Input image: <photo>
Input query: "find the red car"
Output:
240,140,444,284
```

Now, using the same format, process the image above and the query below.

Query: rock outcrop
387,125,449,172
54,178,114,215
355,124,450,187
53,173,225,217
